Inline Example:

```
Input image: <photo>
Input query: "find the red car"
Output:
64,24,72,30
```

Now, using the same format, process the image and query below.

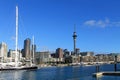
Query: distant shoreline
37,61,116,68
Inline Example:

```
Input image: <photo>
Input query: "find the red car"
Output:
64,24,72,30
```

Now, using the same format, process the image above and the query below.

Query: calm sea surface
0,64,120,80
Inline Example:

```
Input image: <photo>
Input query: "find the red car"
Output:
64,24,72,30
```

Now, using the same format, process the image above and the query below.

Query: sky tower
73,24,77,55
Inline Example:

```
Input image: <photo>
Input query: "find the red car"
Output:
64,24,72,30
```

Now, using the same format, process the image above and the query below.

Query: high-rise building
23,38,31,60
31,44,36,62
32,44,36,55
0,42,8,62
56,48,63,59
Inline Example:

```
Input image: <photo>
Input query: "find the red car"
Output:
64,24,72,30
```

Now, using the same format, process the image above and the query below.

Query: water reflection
13,70,25,80
0,70,36,80
24,70,36,80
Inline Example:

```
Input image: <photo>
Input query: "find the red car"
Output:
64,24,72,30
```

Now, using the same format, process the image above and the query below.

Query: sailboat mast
15,5,18,67
32,36,34,63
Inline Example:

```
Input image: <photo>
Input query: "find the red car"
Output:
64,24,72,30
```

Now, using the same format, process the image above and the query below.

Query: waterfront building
96,53,115,62
76,48,80,55
65,55,81,64
35,51,50,64
51,53,56,58
80,56,95,62
63,49,70,57
0,42,8,62
23,38,31,60
65,56,72,63
71,51,74,55
8,49,22,62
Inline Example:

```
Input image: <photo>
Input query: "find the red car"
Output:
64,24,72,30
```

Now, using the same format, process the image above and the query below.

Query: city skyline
0,0,120,53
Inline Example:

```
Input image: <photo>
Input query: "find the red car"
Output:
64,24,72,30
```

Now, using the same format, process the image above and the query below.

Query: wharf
93,71,120,77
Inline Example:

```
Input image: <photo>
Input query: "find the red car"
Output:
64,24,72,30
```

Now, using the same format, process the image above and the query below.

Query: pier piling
114,55,117,72
96,64,99,72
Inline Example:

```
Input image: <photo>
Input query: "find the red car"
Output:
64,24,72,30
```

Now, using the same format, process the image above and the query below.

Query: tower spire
74,24,76,32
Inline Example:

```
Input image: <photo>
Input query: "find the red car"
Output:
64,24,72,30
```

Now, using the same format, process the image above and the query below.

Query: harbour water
0,64,120,80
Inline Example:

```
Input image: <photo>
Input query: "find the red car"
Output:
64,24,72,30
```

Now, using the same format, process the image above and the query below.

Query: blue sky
0,0,120,53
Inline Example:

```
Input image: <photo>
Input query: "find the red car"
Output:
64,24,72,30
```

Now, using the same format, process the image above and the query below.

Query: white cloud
83,18,120,28
111,21,120,27
84,20,96,26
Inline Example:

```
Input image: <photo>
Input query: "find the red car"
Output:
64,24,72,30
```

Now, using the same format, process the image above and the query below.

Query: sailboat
0,5,38,71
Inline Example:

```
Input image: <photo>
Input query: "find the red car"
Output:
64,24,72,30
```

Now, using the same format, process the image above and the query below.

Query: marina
0,5,38,71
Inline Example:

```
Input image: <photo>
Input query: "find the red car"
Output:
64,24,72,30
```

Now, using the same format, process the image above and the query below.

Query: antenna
74,24,76,32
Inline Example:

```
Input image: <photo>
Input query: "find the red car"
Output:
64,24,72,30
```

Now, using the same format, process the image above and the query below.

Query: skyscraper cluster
0,38,36,62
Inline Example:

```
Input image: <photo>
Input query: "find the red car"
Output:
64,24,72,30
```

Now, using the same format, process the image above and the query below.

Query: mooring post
96,56,99,72
114,55,117,72
96,64,99,72
96,65,98,72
